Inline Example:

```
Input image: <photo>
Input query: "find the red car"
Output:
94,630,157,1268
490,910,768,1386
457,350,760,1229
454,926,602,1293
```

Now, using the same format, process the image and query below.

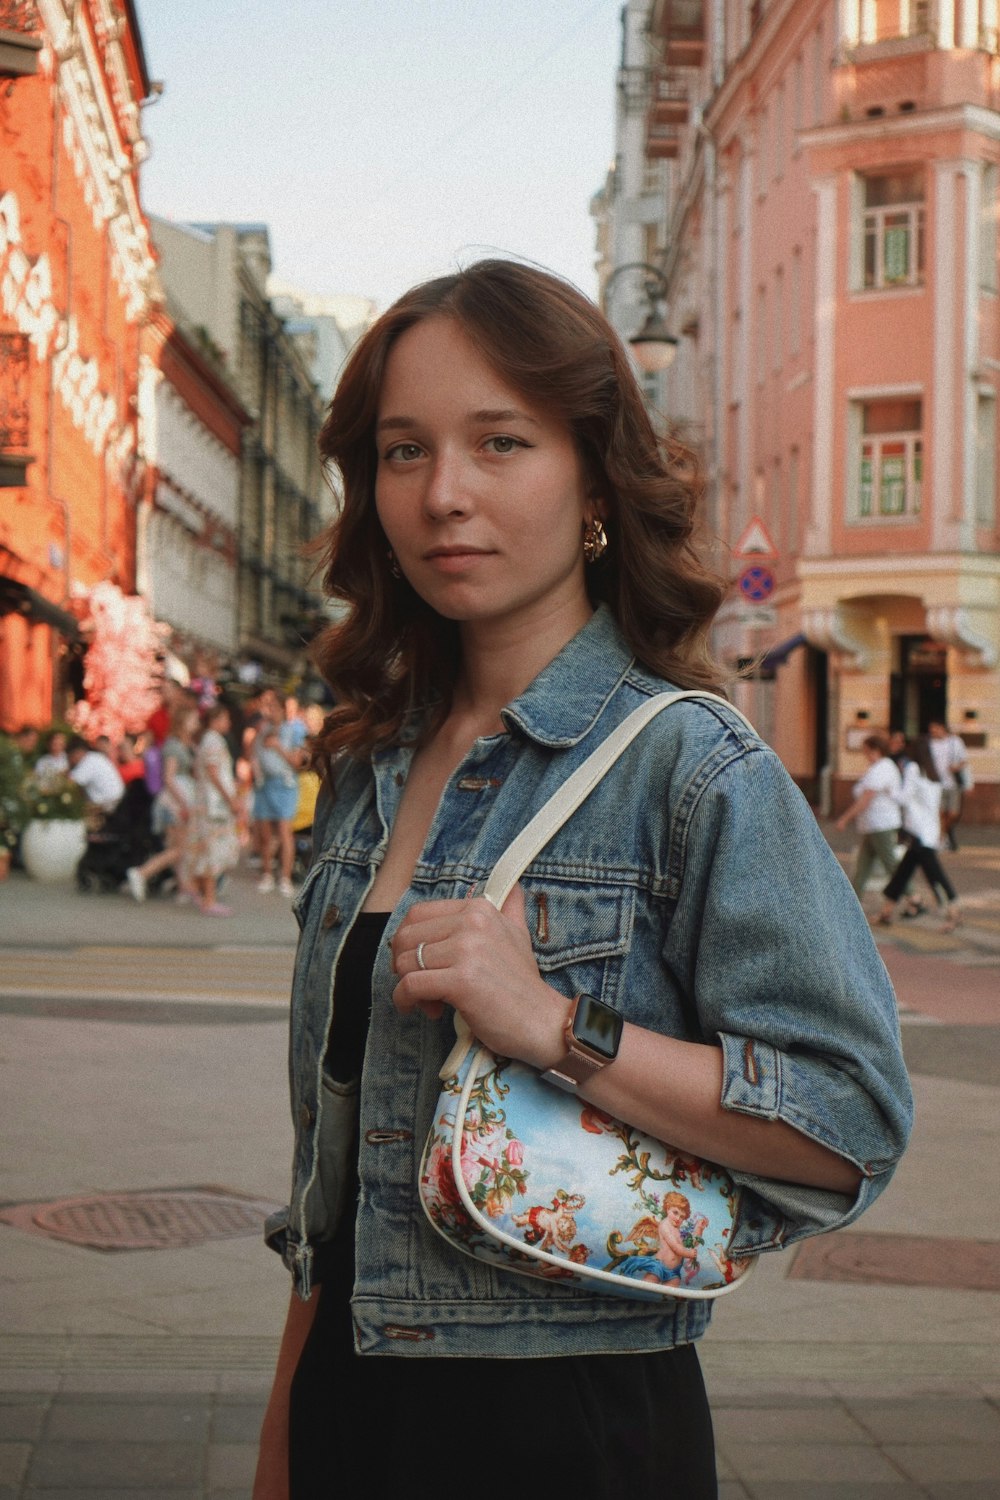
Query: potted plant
19,772,89,882
0,734,28,878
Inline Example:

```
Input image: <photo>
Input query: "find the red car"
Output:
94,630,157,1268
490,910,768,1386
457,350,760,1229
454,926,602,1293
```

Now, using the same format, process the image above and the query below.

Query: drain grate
0,1186,283,1252
788,1231,1000,1292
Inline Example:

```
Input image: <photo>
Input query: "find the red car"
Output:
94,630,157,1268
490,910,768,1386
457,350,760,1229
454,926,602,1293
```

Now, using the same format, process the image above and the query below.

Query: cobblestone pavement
1,835,998,1498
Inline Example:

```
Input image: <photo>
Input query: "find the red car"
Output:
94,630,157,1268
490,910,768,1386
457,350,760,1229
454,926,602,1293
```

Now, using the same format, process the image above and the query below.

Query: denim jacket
266,606,912,1357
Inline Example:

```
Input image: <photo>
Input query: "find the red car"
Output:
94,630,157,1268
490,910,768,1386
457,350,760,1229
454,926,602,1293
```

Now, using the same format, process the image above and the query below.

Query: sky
132,0,623,314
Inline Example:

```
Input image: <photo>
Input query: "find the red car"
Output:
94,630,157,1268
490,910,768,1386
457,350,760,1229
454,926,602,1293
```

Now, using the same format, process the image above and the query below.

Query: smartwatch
540,993,624,1093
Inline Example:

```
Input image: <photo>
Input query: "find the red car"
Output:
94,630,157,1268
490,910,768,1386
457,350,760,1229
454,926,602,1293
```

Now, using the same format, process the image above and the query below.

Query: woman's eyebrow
470,407,540,426
376,408,541,433
375,415,418,434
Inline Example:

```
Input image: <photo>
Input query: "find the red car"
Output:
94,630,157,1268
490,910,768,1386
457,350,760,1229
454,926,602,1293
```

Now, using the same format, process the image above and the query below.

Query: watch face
572,994,623,1060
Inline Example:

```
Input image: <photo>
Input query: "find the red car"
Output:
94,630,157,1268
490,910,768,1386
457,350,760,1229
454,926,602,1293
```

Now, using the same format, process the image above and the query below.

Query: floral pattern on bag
419,1052,753,1301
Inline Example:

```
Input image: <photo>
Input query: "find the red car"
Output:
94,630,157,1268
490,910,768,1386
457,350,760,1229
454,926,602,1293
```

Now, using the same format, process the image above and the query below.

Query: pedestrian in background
125,703,200,904
188,702,240,917
878,736,962,931
33,729,69,783
253,692,306,897
67,735,124,814
928,719,969,851
835,733,903,900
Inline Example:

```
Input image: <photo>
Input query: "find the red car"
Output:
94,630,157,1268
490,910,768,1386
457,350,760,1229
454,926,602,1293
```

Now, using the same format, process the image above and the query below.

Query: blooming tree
68,582,170,745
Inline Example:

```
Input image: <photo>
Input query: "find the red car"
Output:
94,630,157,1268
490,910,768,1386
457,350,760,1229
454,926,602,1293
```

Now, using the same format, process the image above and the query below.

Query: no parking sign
738,564,775,603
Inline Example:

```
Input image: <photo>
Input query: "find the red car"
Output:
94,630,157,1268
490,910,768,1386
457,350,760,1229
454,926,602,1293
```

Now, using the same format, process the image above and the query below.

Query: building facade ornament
925,607,999,670
802,607,870,671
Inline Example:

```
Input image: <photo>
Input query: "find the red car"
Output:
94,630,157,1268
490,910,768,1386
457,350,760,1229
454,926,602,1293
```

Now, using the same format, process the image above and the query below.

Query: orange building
596,0,1000,818
0,0,155,731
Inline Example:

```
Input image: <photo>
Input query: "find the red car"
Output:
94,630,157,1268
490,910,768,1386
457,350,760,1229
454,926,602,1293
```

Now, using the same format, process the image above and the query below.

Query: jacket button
299,1104,316,1129
394,771,405,787
322,904,341,929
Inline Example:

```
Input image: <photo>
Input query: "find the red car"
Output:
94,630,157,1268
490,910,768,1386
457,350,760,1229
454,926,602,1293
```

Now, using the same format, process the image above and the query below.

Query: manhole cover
789,1231,1000,1292
0,1187,282,1251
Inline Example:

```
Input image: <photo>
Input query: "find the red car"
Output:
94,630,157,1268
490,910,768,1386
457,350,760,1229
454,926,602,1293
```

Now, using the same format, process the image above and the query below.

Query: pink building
598,0,1000,818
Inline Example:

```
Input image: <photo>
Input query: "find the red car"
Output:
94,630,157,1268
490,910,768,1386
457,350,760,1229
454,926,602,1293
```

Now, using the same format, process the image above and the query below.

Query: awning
761,632,808,671
0,577,82,640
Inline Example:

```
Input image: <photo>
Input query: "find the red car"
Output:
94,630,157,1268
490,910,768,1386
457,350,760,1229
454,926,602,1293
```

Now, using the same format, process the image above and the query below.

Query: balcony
0,1,43,79
649,75,691,126
646,120,681,159
651,0,705,67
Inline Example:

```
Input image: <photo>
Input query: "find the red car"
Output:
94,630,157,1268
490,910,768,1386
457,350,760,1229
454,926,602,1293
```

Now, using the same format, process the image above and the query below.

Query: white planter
21,819,87,882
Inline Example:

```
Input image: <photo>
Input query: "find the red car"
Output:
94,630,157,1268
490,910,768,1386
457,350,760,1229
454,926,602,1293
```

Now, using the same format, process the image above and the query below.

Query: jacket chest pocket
523,880,635,1009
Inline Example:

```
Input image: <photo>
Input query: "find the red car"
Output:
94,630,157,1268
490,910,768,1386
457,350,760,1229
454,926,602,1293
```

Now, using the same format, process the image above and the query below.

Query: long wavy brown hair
311,259,727,772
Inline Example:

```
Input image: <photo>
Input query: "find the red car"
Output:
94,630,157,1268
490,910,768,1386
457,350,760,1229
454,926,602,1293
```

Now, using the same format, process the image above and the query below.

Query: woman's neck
451,597,593,733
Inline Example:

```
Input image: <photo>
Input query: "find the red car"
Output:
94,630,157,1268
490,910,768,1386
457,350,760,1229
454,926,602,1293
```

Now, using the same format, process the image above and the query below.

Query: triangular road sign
733,515,778,560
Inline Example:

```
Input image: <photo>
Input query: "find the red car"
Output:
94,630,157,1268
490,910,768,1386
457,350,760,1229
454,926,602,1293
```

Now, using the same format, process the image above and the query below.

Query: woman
125,705,200,903
254,261,912,1499
834,733,904,899
188,702,241,917
878,735,961,930
33,729,69,783
253,692,306,897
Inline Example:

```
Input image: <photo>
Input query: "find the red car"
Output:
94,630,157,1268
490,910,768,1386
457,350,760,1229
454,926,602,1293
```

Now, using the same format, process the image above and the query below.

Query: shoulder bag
419,691,758,1303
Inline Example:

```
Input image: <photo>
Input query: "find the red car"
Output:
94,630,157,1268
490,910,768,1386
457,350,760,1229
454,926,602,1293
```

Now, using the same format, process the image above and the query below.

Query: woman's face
374,316,596,636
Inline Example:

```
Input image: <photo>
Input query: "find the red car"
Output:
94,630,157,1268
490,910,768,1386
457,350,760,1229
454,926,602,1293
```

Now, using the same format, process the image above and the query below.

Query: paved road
1,838,998,1498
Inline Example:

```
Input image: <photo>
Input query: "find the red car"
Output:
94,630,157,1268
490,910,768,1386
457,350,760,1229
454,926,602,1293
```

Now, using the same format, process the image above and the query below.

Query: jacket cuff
716,1031,888,1254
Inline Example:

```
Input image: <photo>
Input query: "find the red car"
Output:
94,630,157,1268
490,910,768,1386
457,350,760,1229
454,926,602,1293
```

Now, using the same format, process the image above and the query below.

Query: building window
853,398,923,519
861,0,932,42
862,171,925,289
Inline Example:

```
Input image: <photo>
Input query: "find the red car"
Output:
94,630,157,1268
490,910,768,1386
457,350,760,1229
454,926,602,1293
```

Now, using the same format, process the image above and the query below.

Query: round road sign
738,565,775,603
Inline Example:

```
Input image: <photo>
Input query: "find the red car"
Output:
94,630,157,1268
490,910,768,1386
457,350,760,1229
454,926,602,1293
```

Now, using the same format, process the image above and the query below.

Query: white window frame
847,393,924,523
856,172,926,291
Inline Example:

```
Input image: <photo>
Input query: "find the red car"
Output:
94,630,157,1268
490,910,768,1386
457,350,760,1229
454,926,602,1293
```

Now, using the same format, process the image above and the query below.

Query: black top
322,909,389,1084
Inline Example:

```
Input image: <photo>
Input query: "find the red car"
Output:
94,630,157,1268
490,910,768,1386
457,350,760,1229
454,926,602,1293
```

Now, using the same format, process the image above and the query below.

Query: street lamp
602,262,679,374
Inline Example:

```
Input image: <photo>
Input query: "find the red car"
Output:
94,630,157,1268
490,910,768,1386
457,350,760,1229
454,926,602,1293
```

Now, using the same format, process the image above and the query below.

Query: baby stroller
76,780,164,893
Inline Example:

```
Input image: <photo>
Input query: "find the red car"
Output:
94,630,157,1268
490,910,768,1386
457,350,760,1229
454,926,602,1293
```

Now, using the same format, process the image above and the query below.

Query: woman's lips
423,548,493,572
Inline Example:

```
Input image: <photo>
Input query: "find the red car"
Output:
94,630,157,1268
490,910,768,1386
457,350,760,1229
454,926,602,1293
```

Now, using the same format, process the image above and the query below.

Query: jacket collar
500,605,635,749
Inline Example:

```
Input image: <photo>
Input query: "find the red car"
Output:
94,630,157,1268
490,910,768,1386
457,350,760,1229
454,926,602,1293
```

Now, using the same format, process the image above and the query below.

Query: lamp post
601,262,679,374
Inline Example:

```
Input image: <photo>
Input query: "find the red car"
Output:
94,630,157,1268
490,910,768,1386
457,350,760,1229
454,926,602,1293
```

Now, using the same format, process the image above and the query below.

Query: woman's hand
390,886,565,1068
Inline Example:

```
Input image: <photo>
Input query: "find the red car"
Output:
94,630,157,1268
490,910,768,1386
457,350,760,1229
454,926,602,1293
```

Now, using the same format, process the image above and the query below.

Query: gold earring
582,518,608,564
386,549,402,579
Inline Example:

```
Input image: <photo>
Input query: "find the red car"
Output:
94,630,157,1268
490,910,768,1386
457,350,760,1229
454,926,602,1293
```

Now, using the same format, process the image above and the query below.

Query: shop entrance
889,635,947,736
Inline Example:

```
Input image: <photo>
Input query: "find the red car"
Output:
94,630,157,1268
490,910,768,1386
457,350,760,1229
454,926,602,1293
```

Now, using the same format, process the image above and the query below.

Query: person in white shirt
67,736,125,813
928,720,968,851
878,736,960,931
835,734,903,899
33,729,70,783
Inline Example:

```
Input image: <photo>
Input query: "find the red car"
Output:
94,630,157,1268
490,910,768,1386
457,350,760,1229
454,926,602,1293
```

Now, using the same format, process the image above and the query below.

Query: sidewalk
1,837,998,1498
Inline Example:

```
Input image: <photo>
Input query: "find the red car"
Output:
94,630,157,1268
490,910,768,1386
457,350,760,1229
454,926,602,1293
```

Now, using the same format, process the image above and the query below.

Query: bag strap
483,689,748,908
439,688,752,1079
